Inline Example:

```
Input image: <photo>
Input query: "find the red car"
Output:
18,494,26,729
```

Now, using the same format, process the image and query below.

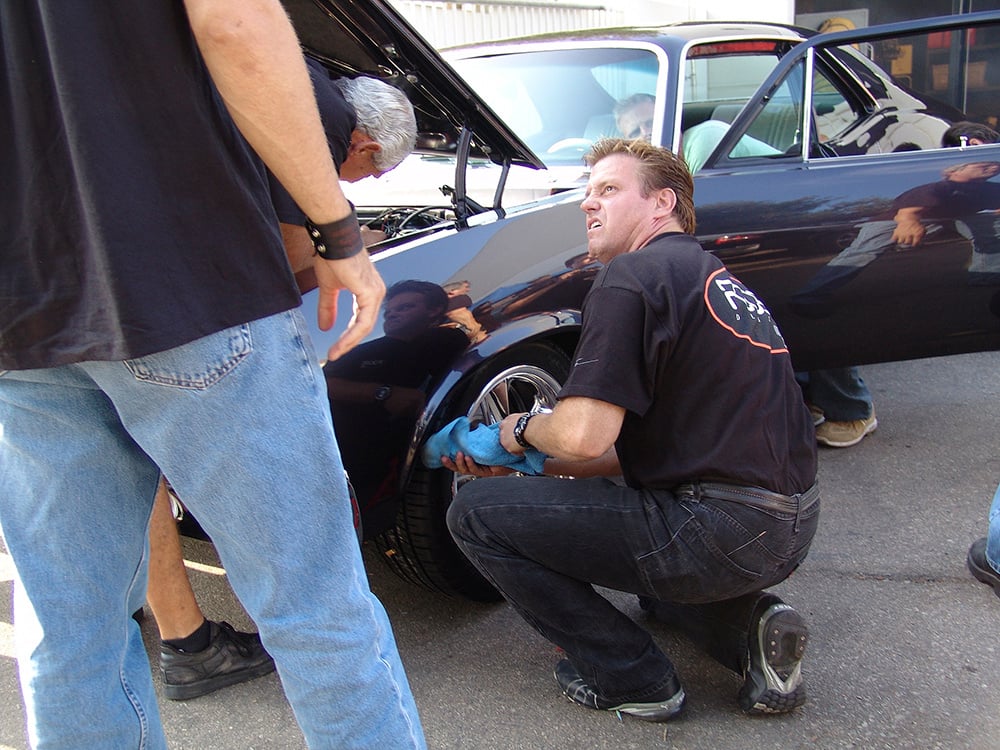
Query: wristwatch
374,385,392,402
513,413,534,449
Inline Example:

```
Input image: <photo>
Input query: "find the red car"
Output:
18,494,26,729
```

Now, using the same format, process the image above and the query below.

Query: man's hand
498,413,526,455
891,208,926,248
315,251,386,361
440,451,516,478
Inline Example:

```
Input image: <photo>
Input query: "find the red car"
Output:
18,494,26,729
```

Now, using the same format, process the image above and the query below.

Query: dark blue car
279,0,1000,599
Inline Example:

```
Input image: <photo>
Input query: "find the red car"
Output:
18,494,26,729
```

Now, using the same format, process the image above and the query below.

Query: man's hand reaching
315,250,386,361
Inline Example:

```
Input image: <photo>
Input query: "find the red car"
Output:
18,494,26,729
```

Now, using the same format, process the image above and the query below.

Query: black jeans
447,476,820,703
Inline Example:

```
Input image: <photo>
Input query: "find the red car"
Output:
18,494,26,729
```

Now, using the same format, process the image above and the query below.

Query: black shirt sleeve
558,284,652,415
268,61,355,226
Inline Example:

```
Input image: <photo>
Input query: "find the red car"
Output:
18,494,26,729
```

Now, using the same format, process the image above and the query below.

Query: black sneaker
739,603,808,714
160,621,275,700
553,659,685,722
967,537,1000,598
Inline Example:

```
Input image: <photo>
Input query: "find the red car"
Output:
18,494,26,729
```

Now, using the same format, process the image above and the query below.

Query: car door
691,10,1000,371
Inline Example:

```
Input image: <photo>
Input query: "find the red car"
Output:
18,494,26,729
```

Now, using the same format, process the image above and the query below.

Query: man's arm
183,0,384,358
437,397,624,479
442,446,621,479
891,206,927,247
183,0,347,223
502,396,625,462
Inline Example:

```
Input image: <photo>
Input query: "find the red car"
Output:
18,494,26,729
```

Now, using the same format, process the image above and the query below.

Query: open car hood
281,0,544,171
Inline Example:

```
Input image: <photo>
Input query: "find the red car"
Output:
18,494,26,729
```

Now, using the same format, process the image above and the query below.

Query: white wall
390,0,796,49
612,0,794,26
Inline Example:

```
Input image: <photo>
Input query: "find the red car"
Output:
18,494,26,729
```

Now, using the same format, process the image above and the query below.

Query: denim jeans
987,483,1000,574
0,309,425,749
447,476,819,703
797,366,873,422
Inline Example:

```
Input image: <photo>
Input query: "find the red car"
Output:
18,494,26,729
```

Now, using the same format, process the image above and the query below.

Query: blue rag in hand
421,417,548,475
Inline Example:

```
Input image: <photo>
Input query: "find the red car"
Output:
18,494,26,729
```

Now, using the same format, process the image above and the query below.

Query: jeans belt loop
676,481,703,503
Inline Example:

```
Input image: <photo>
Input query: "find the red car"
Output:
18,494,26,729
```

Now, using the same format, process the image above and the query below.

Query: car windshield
450,46,662,165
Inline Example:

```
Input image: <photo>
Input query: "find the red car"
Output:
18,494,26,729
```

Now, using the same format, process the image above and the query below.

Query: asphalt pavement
2,351,999,750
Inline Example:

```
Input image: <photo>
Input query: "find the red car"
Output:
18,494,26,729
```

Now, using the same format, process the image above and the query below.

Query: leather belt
673,480,819,515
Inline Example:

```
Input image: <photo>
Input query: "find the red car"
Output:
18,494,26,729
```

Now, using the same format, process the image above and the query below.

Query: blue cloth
423,417,548,475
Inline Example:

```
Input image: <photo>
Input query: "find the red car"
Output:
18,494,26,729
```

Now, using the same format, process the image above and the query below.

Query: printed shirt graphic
557,232,816,494
704,268,788,354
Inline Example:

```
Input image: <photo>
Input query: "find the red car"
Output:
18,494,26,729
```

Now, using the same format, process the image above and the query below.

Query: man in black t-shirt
442,138,818,722
0,3,425,747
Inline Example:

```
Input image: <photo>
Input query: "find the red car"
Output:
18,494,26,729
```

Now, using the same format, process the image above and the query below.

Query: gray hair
333,76,417,173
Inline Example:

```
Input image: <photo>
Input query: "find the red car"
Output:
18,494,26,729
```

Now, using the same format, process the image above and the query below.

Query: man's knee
446,477,504,541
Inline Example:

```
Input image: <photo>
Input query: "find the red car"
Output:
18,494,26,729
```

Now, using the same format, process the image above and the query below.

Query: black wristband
305,206,364,261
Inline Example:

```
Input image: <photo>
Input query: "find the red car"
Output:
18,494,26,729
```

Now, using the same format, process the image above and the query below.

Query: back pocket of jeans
124,324,252,389
637,503,762,603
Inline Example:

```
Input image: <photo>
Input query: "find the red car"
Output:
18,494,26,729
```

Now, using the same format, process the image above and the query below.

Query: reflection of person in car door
792,158,1000,314
325,280,469,530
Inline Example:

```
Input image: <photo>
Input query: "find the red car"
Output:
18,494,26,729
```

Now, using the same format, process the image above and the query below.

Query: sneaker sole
605,691,686,722
966,545,1000,599
739,604,808,715
554,660,686,723
163,659,276,701
815,417,878,448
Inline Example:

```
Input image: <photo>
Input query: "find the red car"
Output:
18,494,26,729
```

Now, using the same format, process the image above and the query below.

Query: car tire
373,342,571,601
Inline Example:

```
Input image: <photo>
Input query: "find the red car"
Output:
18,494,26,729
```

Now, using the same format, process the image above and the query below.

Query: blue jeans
797,367,873,422
987,484,1000,574
0,309,425,749
447,476,819,702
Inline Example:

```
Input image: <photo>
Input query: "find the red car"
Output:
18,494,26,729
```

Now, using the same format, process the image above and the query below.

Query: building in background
390,0,999,49
794,1,999,31
389,0,795,49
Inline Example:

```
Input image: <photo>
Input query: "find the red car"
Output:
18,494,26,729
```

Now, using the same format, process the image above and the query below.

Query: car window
683,42,784,102
678,41,789,172
450,47,662,165
812,67,854,142
821,25,999,155
779,22,999,161
706,18,1000,168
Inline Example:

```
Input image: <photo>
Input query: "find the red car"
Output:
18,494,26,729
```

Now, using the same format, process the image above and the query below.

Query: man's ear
349,129,381,156
655,187,677,216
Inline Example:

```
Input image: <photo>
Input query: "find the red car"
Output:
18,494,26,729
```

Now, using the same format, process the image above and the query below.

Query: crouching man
442,138,819,721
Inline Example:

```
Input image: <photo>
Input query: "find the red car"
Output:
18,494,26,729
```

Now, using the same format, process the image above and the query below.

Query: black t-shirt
866,177,1000,222
890,178,1000,221
559,232,816,495
269,58,355,225
0,2,299,369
